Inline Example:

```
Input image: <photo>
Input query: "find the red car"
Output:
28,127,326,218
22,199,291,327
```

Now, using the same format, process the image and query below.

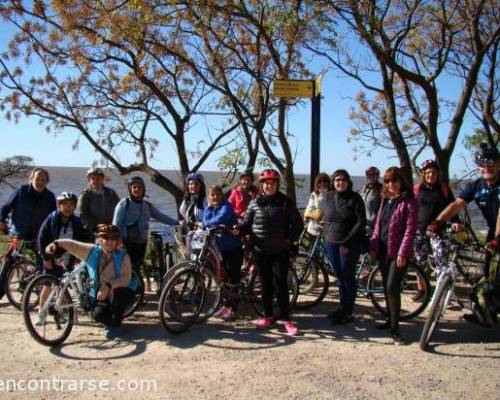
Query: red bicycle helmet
421,159,438,171
258,169,280,182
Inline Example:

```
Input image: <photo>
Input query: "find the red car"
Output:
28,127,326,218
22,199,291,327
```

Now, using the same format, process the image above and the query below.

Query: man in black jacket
240,169,303,336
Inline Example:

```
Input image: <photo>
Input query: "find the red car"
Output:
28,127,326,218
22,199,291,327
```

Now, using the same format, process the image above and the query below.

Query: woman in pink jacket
370,167,418,345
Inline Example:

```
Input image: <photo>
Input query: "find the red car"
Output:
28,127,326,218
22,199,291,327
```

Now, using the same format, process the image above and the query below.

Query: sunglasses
334,178,347,182
384,178,400,184
318,180,330,185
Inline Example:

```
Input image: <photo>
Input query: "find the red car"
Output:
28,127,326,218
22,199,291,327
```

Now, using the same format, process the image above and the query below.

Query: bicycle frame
41,262,88,318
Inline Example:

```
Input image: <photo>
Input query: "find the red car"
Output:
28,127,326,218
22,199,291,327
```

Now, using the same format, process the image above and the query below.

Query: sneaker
391,330,406,345
330,314,354,325
213,306,229,319
412,291,425,303
284,320,298,336
105,327,119,340
221,309,236,322
35,312,46,327
256,317,274,330
375,320,391,330
327,308,343,321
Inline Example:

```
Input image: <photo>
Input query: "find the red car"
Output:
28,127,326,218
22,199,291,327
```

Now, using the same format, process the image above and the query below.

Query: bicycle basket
299,230,316,251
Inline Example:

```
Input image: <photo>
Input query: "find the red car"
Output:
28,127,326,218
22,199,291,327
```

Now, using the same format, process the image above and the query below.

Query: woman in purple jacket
370,167,418,345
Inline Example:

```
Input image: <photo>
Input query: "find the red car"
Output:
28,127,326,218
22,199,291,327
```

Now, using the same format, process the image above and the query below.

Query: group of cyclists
0,142,499,343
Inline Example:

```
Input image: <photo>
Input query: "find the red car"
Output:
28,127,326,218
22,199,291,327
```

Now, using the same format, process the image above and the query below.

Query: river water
0,166,487,234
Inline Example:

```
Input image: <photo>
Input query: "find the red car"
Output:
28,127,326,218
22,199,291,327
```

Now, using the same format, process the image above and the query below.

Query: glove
484,236,500,254
426,220,444,237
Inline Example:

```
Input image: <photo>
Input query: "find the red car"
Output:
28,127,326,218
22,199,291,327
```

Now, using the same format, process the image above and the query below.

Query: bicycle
158,225,299,334
22,261,143,346
294,225,431,320
419,227,489,351
0,237,40,310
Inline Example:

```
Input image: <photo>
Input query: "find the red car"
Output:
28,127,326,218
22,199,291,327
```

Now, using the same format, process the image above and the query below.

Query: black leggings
379,257,406,331
92,287,134,328
124,242,147,269
221,248,244,311
252,250,290,320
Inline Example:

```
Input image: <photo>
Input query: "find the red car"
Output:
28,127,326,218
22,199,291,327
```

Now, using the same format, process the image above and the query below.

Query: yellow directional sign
273,79,314,98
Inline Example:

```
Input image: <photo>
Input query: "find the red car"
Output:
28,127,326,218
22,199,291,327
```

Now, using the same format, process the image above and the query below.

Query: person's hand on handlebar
484,235,500,254
451,223,464,233
426,220,444,238
45,242,58,255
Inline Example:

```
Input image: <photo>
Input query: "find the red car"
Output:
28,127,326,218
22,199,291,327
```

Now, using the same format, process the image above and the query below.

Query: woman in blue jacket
203,185,243,322
113,176,178,269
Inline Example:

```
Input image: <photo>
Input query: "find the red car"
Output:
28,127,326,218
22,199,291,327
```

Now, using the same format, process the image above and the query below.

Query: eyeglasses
478,163,496,168
384,179,400,184
334,178,347,182
318,180,330,185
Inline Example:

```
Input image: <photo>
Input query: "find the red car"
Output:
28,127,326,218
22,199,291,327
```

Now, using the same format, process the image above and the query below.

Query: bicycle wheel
22,274,74,347
249,267,299,318
367,263,431,320
158,268,205,334
292,254,329,309
163,260,222,322
123,269,145,318
4,258,39,310
419,273,454,351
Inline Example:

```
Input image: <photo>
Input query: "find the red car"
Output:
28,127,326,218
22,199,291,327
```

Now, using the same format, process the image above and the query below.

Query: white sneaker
35,312,46,326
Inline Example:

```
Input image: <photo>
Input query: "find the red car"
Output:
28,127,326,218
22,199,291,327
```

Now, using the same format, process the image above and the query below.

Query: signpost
273,76,322,192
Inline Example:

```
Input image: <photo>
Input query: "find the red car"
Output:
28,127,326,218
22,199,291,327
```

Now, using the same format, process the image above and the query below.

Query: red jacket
228,186,258,217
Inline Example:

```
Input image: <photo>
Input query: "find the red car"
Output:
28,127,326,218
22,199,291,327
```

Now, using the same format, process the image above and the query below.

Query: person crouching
45,224,135,339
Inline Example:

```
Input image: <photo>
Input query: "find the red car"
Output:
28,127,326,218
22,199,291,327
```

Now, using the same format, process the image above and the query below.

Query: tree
0,155,33,190
0,1,245,205
315,0,500,183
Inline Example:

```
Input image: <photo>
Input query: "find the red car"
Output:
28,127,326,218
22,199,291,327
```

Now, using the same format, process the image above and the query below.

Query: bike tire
367,262,431,320
4,258,39,310
419,273,454,351
22,274,74,347
158,268,205,334
163,261,222,322
293,255,329,310
249,267,299,318
123,269,145,318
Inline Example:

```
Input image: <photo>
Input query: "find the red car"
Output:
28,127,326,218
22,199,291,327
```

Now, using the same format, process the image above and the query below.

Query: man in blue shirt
427,143,500,272
0,168,56,241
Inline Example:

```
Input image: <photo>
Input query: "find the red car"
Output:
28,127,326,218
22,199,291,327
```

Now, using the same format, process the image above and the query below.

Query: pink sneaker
213,306,228,319
221,309,236,322
256,317,274,329
284,320,298,336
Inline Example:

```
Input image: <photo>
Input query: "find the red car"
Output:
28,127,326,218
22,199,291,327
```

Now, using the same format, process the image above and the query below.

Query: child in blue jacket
203,185,243,321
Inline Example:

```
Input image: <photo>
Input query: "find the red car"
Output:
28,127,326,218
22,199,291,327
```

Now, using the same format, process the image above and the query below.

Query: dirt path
0,294,499,400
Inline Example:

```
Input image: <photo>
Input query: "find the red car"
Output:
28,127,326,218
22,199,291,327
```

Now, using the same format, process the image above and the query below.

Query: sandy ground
0,290,499,400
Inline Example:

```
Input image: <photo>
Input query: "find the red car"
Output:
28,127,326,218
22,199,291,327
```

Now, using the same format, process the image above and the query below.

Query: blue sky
0,21,475,178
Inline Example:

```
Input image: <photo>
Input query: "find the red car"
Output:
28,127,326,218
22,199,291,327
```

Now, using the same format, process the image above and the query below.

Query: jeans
325,242,359,316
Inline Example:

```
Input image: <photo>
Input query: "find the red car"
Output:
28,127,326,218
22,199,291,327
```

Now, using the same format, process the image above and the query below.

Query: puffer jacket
370,194,418,259
240,191,303,254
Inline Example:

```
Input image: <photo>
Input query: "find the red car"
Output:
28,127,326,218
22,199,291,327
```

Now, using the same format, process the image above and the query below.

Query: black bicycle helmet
475,143,500,166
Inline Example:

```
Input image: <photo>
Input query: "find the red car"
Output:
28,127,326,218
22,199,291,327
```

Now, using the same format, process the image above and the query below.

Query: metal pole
310,80,321,192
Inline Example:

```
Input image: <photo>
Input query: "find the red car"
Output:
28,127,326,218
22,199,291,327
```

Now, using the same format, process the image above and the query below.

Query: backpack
469,254,500,327
413,182,450,199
